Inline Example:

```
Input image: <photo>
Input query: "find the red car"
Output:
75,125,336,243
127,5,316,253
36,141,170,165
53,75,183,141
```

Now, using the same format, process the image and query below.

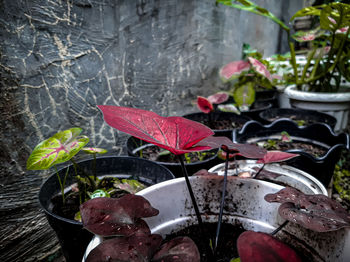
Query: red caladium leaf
207,92,229,105
219,60,251,82
195,136,267,159
80,195,159,236
265,187,350,232
257,151,299,164
152,236,200,262
86,233,163,262
197,96,214,114
248,57,273,82
98,105,214,155
237,231,302,262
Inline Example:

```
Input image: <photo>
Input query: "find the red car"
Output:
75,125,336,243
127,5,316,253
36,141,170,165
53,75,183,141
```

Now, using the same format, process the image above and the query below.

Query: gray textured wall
0,0,302,261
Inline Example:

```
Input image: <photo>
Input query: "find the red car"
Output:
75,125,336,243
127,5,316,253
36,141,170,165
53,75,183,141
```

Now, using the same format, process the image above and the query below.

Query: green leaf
91,189,110,199
320,3,350,31
217,0,289,31
291,5,324,21
233,82,255,107
117,179,146,194
81,147,108,154
27,127,89,170
230,258,241,262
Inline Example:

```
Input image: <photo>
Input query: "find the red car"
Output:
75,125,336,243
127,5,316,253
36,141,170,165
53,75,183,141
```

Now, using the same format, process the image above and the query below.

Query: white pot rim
285,85,350,102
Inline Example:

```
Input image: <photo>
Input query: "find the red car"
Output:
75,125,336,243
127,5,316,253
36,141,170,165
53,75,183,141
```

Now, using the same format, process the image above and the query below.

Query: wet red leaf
80,195,159,236
197,96,214,113
195,136,267,159
237,231,302,262
86,233,163,262
152,236,200,262
265,187,350,232
98,105,214,155
257,151,299,164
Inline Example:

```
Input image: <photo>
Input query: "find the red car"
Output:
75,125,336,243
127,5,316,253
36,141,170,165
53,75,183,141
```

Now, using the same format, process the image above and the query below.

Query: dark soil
197,119,244,130
257,140,327,158
137,145,216,163
164,222,245,262
267,115,316,126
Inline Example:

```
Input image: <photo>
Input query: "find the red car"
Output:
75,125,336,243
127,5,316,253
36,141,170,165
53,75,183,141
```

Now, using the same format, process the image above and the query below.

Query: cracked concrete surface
0,0,302,261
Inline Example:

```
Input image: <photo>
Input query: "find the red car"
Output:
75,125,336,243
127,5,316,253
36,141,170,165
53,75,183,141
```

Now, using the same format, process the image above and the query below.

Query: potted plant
218,43,278,118
82,176,350,261
82,105,350,261
233,119,349,187
217,0,350,132
27,128,174,262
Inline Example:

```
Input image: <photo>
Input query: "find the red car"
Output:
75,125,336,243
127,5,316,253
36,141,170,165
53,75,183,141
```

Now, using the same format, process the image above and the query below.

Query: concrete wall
0,0,302,261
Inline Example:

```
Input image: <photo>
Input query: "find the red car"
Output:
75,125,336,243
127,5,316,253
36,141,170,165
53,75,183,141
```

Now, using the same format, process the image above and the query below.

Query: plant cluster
79,105,350,262
217,0,350,93
26,127,146,221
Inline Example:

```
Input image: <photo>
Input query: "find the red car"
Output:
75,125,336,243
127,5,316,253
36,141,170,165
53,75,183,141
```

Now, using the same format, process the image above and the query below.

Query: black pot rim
38,155,174,225
233,119,349,162
126,136,219,167
259,108,337,128
182,111,251,132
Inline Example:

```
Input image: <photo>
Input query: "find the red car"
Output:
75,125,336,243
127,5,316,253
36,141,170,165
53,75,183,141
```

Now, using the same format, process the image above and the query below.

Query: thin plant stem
70,158,96,191
270,220,289,236
253,163,265,178
214,150,230,254
54,165,66,204
177,155,203,226
93,153,97,181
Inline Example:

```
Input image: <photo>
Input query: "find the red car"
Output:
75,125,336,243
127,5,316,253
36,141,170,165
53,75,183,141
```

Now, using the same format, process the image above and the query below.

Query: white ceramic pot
83,176,350,262
208,160,327,196
285,85,350,132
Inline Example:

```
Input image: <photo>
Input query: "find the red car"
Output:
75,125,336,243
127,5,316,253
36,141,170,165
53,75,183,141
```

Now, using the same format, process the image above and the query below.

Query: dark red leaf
257,151,299,164
86,233,163,262
207,92,229,104
237,231,302,262
80,195,159,236
265,187,350,232
195,136,267,159
98,105,214,155
197,96,214,114
152,236,200,262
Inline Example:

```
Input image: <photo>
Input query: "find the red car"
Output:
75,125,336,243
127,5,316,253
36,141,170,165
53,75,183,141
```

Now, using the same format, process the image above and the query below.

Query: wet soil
257,140,327,158
164,222,245,262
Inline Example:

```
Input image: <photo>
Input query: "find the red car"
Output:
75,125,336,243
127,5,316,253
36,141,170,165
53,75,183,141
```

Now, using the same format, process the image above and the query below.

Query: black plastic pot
259,108,337,129
182,111,251,139
240,100,273,122
38,156,174,262
233,119,349,187
126,136,220,177
255,89,278,107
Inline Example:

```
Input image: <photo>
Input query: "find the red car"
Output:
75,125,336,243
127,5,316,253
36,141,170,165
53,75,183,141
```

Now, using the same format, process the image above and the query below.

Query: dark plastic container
233,119,349,187
259,108,337,129
126,136,220,177
182,111,251,139
38,156,174,262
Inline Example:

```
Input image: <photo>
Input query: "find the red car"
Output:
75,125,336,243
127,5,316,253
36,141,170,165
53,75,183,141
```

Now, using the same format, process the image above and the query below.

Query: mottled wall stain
0,0,302,261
